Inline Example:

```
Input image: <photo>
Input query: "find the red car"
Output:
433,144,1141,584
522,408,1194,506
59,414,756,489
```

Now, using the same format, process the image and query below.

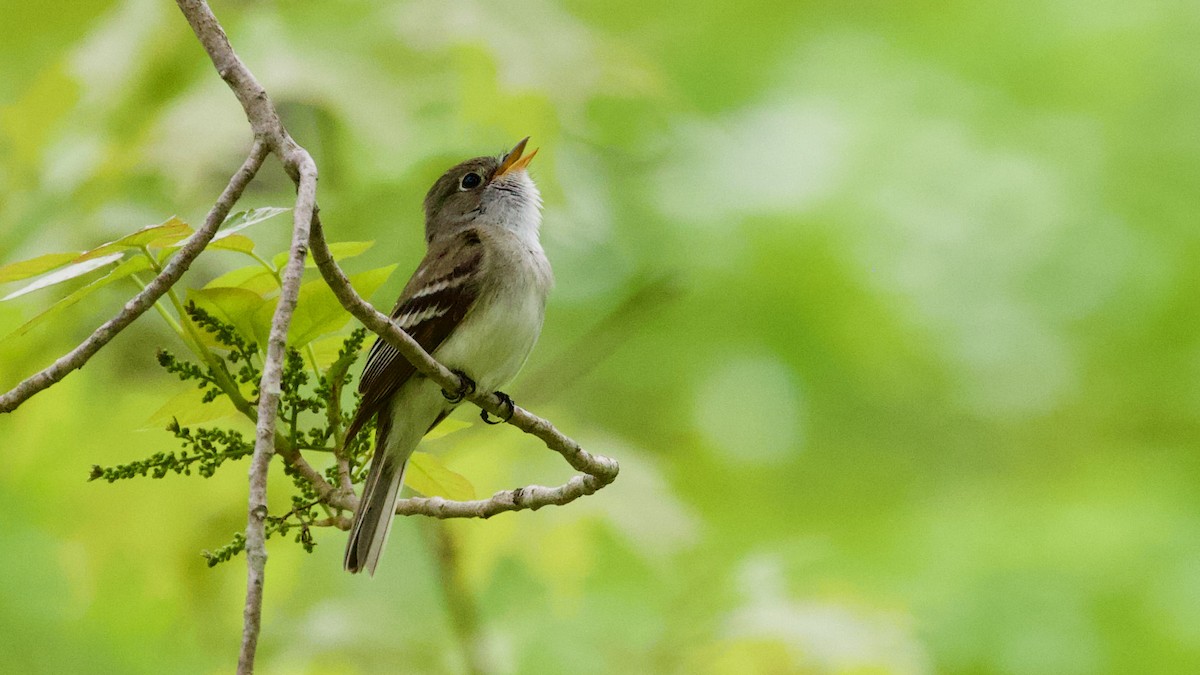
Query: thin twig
272,437,337,499
324,351,355,493
171,3,317,671
239,159,317,673
0,142,267,414
311,515,352,530
173,0,283,148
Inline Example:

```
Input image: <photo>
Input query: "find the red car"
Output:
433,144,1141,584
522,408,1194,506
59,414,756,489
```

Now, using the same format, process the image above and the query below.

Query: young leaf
74,217,192,261
0,251,82,284
406,452,477,501
188,287,269,347
425,417,473,441
272,240,375,269
265,264,397,348
207,234,257,253
205,265,279,296
160,235,257,260
309,333,367,370
216,207,290,239
143,387,244,430
1,252,125,301
144,228,196,250
2,255,151,339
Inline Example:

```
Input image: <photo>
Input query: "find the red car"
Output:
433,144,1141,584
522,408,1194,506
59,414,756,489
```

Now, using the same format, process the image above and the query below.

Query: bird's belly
432,288,545,394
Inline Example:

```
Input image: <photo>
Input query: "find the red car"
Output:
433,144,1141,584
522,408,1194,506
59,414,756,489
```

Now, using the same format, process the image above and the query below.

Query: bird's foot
441,370,476,404
481,391,516,425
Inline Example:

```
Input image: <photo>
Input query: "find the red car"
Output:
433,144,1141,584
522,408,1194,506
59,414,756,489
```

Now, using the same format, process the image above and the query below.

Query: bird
342,138,552,575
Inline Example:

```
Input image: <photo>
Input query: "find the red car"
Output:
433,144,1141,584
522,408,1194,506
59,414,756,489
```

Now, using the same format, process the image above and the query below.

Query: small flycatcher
343,138,552,575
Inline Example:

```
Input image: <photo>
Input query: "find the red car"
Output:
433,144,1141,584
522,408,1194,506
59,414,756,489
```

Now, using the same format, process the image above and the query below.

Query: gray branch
170,3,313,673
238,161,316,672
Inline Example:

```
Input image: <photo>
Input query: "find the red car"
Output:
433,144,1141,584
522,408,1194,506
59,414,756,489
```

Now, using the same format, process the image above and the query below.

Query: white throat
484,171,543,249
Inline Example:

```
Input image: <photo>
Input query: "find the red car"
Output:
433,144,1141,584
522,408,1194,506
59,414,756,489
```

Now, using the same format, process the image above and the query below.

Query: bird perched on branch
343,138,552,575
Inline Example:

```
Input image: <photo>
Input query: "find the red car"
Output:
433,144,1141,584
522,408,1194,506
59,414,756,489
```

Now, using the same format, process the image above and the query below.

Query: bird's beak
493,137,538,179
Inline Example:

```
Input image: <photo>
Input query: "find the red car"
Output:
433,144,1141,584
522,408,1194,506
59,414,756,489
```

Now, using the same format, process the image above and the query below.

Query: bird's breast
432,247,550,394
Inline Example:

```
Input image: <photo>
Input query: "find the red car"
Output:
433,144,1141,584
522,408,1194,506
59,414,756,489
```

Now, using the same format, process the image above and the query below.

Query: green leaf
272,240,375,269
322,240,375,265
264,264,396,348
205,265,279,296
217,207,290,239
1,252,125,301
406,452,477,500
425,417,473,441
0,251,82,284
271,250,295,269
188,287,269,347
144,230,195,250
309,333,367,370
156,232,257,256
75,216,192,261
207,234,257,253
3,255,151,339
143,386,243,430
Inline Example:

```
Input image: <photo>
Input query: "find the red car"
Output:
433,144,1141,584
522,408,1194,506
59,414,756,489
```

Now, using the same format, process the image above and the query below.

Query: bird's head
423,137,542,242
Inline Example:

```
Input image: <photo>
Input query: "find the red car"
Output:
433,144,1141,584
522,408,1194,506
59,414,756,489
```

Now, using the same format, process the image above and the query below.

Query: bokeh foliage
2,0,1199,673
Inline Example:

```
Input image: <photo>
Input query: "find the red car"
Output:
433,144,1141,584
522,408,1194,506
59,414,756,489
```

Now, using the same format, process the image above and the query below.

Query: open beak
493,137,538,179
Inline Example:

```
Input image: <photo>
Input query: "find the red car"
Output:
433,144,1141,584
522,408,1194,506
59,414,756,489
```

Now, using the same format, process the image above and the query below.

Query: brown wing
343,229,485,446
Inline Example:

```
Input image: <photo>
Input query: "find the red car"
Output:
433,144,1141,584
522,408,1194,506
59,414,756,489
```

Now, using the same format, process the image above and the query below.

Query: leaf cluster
89,424,253,482
91,304,369,566
5,209,479,566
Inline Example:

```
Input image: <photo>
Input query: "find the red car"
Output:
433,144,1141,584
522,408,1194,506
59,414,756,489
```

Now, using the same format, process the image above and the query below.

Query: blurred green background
2,0,1199,673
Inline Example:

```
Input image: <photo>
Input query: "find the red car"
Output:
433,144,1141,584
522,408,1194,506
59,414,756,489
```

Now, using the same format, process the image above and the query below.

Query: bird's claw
481,392,515,425
442,370,476,404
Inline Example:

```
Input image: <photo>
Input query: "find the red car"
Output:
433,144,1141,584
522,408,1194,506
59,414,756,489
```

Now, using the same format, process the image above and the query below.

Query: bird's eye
460,172,483,190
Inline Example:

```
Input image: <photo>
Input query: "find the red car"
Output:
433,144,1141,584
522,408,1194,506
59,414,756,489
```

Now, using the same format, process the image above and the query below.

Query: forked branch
0,2,621,673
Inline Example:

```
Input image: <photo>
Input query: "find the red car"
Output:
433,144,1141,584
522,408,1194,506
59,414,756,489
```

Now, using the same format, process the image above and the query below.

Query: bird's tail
344,438,408,575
